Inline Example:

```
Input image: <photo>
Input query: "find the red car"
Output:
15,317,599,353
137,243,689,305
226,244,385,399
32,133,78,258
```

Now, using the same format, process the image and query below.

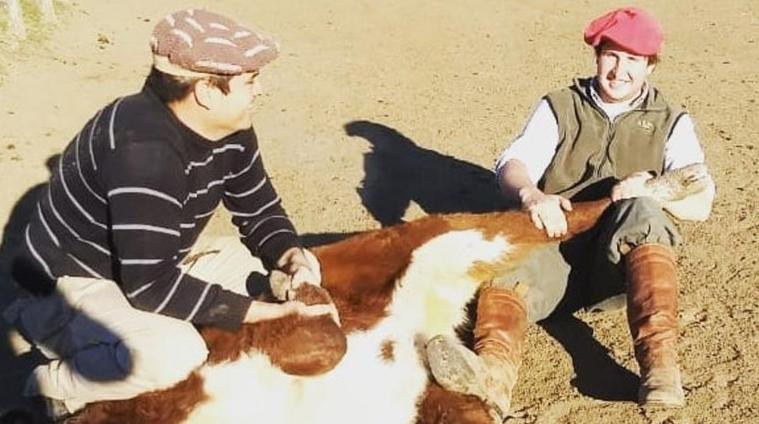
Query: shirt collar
588,78,649,119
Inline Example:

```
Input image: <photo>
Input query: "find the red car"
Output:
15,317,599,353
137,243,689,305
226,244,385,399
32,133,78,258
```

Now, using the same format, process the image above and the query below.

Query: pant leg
585,197,681,310
489,198,680,320
3,291,76,360
182,236,268,295
491,243,571,323
6,277,208,413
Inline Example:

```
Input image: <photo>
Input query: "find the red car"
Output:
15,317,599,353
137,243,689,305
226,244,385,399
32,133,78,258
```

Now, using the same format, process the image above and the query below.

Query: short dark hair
145,66,233,104
594,43,659,66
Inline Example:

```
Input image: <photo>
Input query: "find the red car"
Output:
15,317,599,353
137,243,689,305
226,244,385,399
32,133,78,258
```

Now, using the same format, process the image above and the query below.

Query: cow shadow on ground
343,120,638,403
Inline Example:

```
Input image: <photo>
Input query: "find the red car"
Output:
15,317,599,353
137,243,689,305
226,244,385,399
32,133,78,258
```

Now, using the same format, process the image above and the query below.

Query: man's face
208,71,262,133
595,42,655,103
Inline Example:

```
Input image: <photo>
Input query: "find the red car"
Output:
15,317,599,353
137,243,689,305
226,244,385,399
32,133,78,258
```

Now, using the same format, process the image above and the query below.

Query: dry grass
0,0,69,82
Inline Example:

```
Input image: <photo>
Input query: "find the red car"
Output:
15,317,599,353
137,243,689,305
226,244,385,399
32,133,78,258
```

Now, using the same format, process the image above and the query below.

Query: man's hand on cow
519,186,572,238
270,248,340,326
276,247,322,288
611,171,654,202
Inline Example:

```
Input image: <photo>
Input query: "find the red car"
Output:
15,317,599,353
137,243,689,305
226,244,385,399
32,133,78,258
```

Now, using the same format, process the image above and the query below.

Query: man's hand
519,186,572,238
244,300,336,324
611,171,654,202
613,164,715,221
276,247,322,288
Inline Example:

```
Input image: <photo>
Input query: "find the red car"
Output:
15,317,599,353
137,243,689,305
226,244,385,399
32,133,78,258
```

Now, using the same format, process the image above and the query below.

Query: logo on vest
637,119,655,134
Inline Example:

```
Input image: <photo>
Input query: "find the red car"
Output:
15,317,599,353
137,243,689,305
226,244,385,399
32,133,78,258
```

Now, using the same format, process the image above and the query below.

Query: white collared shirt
495,83,706,184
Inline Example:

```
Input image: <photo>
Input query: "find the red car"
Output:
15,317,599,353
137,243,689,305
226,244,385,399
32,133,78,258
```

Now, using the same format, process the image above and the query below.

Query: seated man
427,6,715,419
3,8,333,421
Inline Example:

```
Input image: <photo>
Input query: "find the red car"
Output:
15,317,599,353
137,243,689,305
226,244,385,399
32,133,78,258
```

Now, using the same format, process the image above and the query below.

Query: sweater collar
141,83,253,150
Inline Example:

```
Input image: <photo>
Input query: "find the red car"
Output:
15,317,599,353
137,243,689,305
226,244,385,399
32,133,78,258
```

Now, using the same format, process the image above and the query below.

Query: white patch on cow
186,330,427,423
390,229,512,338
184,229,511,423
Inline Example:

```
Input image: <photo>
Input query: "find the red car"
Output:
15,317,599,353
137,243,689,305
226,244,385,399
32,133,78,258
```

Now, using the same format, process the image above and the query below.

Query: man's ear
193,79,221,110
646,62,657,75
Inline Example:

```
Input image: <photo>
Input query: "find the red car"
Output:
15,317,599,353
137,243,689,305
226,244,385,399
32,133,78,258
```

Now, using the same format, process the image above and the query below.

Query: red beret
151,9,279,76
583,7,663,56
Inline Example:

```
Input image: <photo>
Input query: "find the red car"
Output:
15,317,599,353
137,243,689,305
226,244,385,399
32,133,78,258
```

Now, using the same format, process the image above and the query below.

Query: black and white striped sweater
12,84,302,330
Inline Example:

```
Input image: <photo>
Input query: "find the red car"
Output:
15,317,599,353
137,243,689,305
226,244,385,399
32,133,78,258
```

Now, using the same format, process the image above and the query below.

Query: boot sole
426,335,486,398
639,390,686,408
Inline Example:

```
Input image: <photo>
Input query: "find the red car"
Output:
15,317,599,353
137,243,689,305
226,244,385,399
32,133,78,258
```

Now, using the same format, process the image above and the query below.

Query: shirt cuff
199,289,253,331
257,231,302,270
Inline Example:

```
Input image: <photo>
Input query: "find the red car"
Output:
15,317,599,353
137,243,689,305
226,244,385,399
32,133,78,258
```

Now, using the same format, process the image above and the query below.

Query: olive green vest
539,78,684,200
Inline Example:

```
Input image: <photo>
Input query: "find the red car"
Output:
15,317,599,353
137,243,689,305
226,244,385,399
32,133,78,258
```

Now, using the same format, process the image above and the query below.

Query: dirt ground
0,1,756,423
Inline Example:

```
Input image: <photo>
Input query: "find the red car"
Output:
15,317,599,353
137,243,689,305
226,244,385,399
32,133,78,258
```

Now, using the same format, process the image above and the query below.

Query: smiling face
207,71,263,133
595,41,655,103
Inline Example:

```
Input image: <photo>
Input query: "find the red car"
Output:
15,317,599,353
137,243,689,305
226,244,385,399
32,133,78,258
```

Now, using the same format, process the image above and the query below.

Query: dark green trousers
493,197,681,323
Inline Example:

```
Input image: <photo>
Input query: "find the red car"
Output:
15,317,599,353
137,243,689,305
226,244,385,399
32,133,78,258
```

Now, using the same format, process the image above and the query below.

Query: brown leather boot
427,285,527,421
625,244,685,407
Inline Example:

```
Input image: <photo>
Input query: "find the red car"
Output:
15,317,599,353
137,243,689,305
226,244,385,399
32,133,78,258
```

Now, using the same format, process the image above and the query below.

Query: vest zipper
584,80,643,179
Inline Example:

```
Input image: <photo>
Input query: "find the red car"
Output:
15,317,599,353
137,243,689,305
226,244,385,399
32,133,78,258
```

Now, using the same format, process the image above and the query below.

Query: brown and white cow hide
74,199,612,424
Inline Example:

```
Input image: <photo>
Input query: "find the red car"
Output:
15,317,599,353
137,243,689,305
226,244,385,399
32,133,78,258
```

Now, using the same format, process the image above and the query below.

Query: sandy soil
0,1,756,423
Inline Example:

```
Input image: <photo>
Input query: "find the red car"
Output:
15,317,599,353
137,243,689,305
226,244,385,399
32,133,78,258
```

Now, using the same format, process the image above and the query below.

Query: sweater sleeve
222,134,301,269
103,141,251,330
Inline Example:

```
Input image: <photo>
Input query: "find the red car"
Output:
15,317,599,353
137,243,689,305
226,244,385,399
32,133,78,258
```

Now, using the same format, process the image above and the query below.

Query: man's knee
605,197,680,262
616,197,665,219
491,244,570,323
129,319,208,389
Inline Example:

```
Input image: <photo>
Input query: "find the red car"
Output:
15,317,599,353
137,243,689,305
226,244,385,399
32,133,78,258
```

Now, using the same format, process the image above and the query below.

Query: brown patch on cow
416,383,493,424
74,371,207,424
313,215,453,333
201,284,347,375
202,311,347,376
445,198,612,244
379,339,395,363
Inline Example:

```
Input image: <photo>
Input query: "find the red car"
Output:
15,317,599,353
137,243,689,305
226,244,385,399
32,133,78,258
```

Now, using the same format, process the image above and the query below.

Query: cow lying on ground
8,163,709,424
60,197,612,424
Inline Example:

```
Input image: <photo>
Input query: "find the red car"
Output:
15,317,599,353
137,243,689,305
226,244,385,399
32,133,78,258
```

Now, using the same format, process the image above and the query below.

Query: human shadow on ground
344,120,639,403
0,155,60,312
0,155,133,421
0,156,60,417
540,316,639,402
344,120,506,227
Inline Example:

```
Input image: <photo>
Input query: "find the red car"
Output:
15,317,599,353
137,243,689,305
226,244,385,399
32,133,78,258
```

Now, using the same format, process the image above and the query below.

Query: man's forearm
498,159,538,206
